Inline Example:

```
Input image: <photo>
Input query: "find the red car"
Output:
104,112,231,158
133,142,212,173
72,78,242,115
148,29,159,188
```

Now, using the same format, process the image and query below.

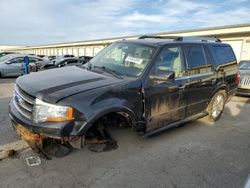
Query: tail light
234,71,240,84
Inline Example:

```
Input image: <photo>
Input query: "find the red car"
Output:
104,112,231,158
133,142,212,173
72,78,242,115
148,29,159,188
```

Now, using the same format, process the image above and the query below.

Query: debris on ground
25,156,41,166
87,140,118,153
0,149,19,161
84,124,118,152
42,139,72,158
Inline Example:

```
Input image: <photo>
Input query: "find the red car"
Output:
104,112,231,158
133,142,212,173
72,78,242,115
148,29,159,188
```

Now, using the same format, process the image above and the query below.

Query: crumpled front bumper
9,99,86,138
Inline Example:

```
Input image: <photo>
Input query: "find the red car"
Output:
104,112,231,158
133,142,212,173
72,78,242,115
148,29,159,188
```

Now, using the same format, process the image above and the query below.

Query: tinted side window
152,46,185,77
185,46,207,68
10,58,23,64
29,58,37,63
213,46,236,65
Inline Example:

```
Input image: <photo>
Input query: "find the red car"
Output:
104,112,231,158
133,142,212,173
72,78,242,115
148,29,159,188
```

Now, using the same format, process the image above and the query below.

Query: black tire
207,90,226,122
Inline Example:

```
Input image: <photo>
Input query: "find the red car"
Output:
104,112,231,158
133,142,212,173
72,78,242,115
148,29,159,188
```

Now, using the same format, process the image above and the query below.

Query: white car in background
237,60,250,96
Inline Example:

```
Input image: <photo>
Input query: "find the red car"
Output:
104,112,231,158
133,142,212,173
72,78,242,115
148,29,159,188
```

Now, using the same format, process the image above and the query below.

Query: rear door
183,45,215,117
211,45,238,92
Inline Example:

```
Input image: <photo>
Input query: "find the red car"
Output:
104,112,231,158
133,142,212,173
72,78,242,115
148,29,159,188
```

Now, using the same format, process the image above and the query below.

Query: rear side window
185,46,207,68
213,46,236,65
10,58,23,64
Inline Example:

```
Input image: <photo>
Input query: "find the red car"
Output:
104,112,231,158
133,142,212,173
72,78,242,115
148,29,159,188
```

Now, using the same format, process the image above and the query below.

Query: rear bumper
9,99,86,138
236,88,250,96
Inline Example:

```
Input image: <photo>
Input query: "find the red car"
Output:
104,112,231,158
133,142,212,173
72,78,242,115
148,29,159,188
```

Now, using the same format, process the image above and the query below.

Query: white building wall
223,40,243,62
78,48,85,56
2,25,250,61
73,48,78,56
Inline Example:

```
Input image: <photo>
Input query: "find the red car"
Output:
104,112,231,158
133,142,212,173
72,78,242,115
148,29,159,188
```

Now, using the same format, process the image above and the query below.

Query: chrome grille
13,86,35,119
240,76,250,86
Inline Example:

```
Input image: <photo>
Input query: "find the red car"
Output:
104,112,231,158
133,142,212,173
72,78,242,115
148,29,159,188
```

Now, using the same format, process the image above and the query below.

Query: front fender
76,98,138,135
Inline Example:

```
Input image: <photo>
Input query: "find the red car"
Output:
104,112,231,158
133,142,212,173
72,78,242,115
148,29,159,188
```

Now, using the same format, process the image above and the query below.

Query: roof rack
138,35,221,43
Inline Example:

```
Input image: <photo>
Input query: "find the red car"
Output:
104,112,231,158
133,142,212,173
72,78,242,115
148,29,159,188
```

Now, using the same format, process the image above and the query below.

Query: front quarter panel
58,79,143,135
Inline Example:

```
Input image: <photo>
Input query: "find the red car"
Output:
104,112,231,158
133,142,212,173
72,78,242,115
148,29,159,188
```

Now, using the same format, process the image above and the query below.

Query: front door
143,46,187,131
4,58,23,76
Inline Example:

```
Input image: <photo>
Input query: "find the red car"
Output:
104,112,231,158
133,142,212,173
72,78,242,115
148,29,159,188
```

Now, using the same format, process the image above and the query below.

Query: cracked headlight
33,98,73,123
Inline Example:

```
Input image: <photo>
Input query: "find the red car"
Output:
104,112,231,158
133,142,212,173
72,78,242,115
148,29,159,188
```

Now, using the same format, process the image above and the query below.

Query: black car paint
16,67,124,103
9,40,238,138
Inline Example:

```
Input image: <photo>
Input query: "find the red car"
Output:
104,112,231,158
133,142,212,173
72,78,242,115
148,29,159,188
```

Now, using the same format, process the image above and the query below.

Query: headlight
33,98,73,123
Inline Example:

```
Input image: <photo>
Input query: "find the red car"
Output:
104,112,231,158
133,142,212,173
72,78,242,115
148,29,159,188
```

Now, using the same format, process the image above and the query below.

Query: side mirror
149,70,175,84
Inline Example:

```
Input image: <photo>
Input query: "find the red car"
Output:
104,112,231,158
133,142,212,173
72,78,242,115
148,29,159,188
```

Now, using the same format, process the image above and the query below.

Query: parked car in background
42,57,82,69
48,55,56,61
79,56,93,64
62,54,74,58
0,54,50,77
9,36,239,153
37,55,45,58
237,60,250,96
0,51,18,57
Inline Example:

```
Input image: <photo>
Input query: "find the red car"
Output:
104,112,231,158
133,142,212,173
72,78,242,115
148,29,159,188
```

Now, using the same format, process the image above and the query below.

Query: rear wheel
207,90,226,122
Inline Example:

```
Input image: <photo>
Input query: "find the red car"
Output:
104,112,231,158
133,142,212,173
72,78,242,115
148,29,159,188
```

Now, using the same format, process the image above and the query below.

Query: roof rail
138,35,180,40
138,35,221,42
175,36,221,42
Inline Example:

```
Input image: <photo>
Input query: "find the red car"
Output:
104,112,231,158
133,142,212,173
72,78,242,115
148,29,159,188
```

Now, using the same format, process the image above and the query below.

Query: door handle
178,84,187,89
211,78,217,84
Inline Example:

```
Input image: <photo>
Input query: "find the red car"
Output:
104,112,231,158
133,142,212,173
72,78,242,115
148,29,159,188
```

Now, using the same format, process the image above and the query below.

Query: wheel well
206,89,227,111
85,111,133,139
92,112,133,128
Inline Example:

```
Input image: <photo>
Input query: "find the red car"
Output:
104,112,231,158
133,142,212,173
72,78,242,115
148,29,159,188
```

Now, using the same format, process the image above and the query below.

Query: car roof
116,39,229,47
1,54,49,61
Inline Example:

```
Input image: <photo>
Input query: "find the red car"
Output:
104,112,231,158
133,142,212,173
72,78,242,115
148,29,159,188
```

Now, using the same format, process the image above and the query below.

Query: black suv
9,36,239,150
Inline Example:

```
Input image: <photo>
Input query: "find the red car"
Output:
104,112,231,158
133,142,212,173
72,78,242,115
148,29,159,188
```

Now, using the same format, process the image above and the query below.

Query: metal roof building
1,24,250,62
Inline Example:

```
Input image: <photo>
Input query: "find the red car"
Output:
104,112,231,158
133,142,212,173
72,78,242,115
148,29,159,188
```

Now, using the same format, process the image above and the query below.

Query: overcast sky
0,0,250,46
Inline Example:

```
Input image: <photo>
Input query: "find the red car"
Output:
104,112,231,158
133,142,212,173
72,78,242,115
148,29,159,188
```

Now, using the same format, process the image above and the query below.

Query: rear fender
206,84,228,107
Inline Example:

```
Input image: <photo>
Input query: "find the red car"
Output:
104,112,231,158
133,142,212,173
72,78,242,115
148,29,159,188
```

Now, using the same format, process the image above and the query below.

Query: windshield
0,55,13,62
88,42,155,77
239,61,250,70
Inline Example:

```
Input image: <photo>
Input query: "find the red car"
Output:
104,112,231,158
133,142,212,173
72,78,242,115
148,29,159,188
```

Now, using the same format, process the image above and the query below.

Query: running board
143,112,208,138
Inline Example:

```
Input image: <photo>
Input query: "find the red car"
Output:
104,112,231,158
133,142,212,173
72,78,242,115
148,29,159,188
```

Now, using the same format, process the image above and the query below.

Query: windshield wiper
93,65,123,79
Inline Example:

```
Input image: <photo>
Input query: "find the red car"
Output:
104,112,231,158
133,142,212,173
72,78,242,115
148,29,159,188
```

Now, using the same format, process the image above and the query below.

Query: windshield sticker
125,56,143,64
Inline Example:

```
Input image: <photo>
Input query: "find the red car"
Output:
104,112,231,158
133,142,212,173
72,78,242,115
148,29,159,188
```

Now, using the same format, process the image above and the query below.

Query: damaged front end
15,124,80,159
14,112,125,158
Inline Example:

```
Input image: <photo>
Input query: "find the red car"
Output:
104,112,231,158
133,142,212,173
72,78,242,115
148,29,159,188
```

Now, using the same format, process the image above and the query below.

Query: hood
17,66,124,103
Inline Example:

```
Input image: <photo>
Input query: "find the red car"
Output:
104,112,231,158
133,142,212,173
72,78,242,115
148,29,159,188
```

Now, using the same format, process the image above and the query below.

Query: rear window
185,46,207,68
213,46,236,65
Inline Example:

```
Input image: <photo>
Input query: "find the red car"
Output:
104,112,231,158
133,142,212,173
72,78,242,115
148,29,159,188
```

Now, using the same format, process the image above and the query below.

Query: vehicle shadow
0,77,16,84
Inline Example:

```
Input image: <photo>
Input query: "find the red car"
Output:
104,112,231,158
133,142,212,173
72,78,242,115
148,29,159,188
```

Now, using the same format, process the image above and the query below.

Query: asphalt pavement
0,78,250,188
